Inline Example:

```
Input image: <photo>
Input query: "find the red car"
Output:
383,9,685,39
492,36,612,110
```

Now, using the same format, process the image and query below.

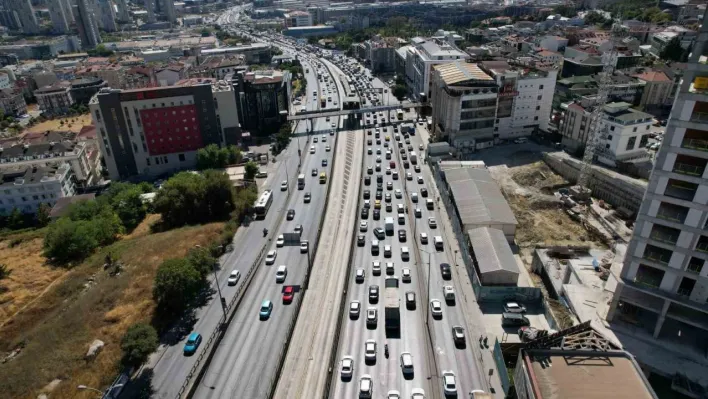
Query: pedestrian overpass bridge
287,101,424,121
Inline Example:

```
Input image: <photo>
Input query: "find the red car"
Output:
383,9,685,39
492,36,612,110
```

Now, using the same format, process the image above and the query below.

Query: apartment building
283,10,312,27
632,70,673,113
403,37,469,101
0,163,76,215
232,69,290,134
0,87,27,116
480,60,557,139
89,79,240,180
607,17,708,365
35,81,75,115
430,61,498,151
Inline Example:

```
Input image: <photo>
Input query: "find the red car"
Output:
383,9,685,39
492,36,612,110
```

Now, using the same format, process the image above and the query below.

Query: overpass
287,101,424,121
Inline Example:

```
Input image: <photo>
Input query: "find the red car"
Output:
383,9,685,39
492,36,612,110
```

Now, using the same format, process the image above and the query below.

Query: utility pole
212,257,228,321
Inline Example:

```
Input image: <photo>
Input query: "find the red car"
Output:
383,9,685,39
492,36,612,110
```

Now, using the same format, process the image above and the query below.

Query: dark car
364,176,371,185
420,188,428,197
363,190,371,199
452,326,466,346
377,182,383,190
405,291,416,310
367,139,372,145
440,263,452,280
304,192,311,203
373,209,381,220
361,207,369,219
377,174,383,183
398,229,407,242
357,235,366,246
369,285,379,303
502,313,530,327
322,159,328,167
287,209,295,220
403,161,410,169
374,227,385,239
375,190,383,200
311,168,318,176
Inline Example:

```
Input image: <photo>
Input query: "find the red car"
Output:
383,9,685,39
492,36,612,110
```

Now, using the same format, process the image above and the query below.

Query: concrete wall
543,152,647,215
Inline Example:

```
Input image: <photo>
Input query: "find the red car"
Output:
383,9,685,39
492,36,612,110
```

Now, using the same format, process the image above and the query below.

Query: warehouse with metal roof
468,227,520,285
440,163,518,241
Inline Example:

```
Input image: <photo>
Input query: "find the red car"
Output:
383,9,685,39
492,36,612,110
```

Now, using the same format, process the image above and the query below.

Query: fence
492,339,511,395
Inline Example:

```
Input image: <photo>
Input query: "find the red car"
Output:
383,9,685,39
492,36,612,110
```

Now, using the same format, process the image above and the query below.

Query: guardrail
268,57,345,399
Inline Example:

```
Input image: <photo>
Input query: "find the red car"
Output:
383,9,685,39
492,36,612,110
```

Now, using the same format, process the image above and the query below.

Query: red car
389,161,396,168
282,286,294,303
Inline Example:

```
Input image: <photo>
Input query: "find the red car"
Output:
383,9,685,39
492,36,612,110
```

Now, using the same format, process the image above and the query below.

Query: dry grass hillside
0,216,224,399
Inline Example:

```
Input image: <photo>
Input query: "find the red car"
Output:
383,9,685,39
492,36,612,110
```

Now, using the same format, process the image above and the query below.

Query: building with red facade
89,78,240,180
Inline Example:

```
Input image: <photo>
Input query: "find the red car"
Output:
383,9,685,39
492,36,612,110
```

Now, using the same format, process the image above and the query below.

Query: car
360,375,373,398
364,339,377,362
349,300,361,318
280,181,288,191
364,176,371,185
387,390,401,399
287,209,295,220
358,234,366,246
452,326,465,346
428,218,437,228
398,229,406,242
419,144,424,151
309,146,316,154
402,268,411,282
430,299,443,319
265,250,277,265
375,164,382,172
340,355,354,379
442,370,457,396
364,199,371,208
387,182,393,190
395,189,402,198
386,167,392,175
502,312,531,327
376,148,382,154
313,137,319,143
414,165,421,173
377,174,384,183
411,388,425,399
259,300,273,319
275,265,288,283
403,161,410,169
440,263,451,280
401,246,410,261
356,268,366,283
373,209,381,220
322,159,328,166
369,285,379,302
366,307,378,327
360,220,370,232
300,240,309,253
420,188,428,197
384,244,392,257
227,270,241,286
361,207,369,219
417,176,424,184
304,192,311,203
367,166,374,175
384,192,392,202
326,145,331,152
385,261,395,275
376,156,382,163
372,260,382,275
373,227,385,239
312,168,318,176
414,208,422,218
443,285,455,302
405,291,416,309
183,332,202,355
322,135,327,142
504,302,527,313
294,224,303,234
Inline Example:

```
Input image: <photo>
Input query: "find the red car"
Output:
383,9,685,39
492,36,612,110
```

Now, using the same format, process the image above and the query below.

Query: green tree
112,186,147,231
186,246,217,278
244,161,259,181
121,323,159,367
7,208,23,229
660,37,684,61
153,258,203,313
153,172,206,227
196,144,242,170
392,85,407,100
585,11,608,26
43,218,98,263
202,170,236,221
35,203,51,227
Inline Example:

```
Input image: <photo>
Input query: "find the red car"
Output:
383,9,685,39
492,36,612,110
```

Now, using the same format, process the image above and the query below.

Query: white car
340,356,354,378
364,339,377,361
350,300,361,318
411,388,426,399
428,218,437,228
280,181,288,191
360,375,373,398
420,232,428,244
443,285,455,300
406,172,413,180
300,240,309,253
401,247,410,261
360,221,368,232
227,270,241,286
372,260,382,275
366,307,377,325
417,176,424,184
387,390,401,399
402,268,411,282
326,145,331,152
442,370,457,395
430,299,443,318
276,235,285,247
310,146,316,154
265,250,277,265
394,189,402,198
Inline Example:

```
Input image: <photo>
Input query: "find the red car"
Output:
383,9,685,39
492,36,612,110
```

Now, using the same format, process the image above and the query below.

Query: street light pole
212,259,228,321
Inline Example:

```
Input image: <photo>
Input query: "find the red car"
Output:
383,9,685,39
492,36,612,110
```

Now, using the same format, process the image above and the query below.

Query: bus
254,190,273,219
297,174,305,190
397,109,404,120
319,172,327,184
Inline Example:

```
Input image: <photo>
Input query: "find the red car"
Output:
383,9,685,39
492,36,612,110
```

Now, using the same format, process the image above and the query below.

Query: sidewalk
417,124,506,397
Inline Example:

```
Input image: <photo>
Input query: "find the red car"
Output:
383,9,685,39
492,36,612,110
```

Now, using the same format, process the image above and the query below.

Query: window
610,126,615,131
539,84,544,89
146,158,151,166
534,116,538,121
607,135,613,140
537,95,542,100
639,135,649,148
179,153,186,162
626,137,637,150
633,127,637,132
536,106,540,110
163,156,168,164
687,257,703,274
605,144,610,149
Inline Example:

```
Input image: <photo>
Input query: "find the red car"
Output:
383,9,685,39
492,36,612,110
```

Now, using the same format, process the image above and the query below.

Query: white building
595,102,653,167
284,10,312,27
0,163,76,215
537,35,568,52
480,60,558,139
404,37,469,100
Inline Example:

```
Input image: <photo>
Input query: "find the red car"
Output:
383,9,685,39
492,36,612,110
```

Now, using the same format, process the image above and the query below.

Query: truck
320,96,326,107
384,277,400,334
410,151,418,165
385,217,394,236
297,174,305,190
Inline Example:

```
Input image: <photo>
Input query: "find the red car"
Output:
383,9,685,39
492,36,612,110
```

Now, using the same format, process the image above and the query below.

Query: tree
202,170,236,221
153,172,207,227
112,186,147,231
35,203,51,227
392,85,407,101
153,258,203,313
186,246,217,278
121,323,159,368
43,218,99,263
585,11,608,26
7,208,23,230
244,161,259,181
660,37,684,61
196,144,242,170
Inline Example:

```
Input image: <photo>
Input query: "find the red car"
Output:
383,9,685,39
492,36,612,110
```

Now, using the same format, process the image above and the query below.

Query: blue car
183,332,202,356
259,300,273,320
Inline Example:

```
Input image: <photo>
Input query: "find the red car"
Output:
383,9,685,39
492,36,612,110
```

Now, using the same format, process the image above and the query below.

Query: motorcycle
263,228,268,237
384,344,389,358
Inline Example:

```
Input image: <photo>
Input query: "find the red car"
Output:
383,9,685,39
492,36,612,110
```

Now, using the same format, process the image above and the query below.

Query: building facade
0,163,76,215
3,0,38,34
283,10,312,27
607,17,708,360
35,81,74,114
48,0,71,34
74,0,101,49
404,37,469,100
233,69,290,134
594,102,653,167
89,79,240,180
0,87,27,116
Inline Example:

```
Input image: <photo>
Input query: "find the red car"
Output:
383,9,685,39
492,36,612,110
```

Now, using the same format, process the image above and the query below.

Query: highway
191,46,344,398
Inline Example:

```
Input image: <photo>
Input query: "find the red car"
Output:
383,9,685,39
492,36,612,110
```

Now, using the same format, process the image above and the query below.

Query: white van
275,265,287,283
434,236,444,250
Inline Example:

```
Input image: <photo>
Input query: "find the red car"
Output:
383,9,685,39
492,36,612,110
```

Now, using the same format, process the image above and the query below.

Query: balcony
643,244,673,265
649,223,681,245
633,264,665,289
663,178,698,202
690,101,708,123
695,236,708,253
672,154,707,177
686,257,704,274
681,129,708,152
656,202,689,224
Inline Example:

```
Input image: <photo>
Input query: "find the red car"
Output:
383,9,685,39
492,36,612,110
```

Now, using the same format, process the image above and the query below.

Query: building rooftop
440,165,518,226
603,102,653,123
34,81,71,94
417,39,468,60
244,69,284,84
632,70,670,82
0,164,68,188
523,348,657,399
433,61,494,86
468,227,520,275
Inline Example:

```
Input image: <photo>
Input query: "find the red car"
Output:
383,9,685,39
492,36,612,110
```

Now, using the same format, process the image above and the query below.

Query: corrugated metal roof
442,167,517,226
434,61,494,86
468,227,519,275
